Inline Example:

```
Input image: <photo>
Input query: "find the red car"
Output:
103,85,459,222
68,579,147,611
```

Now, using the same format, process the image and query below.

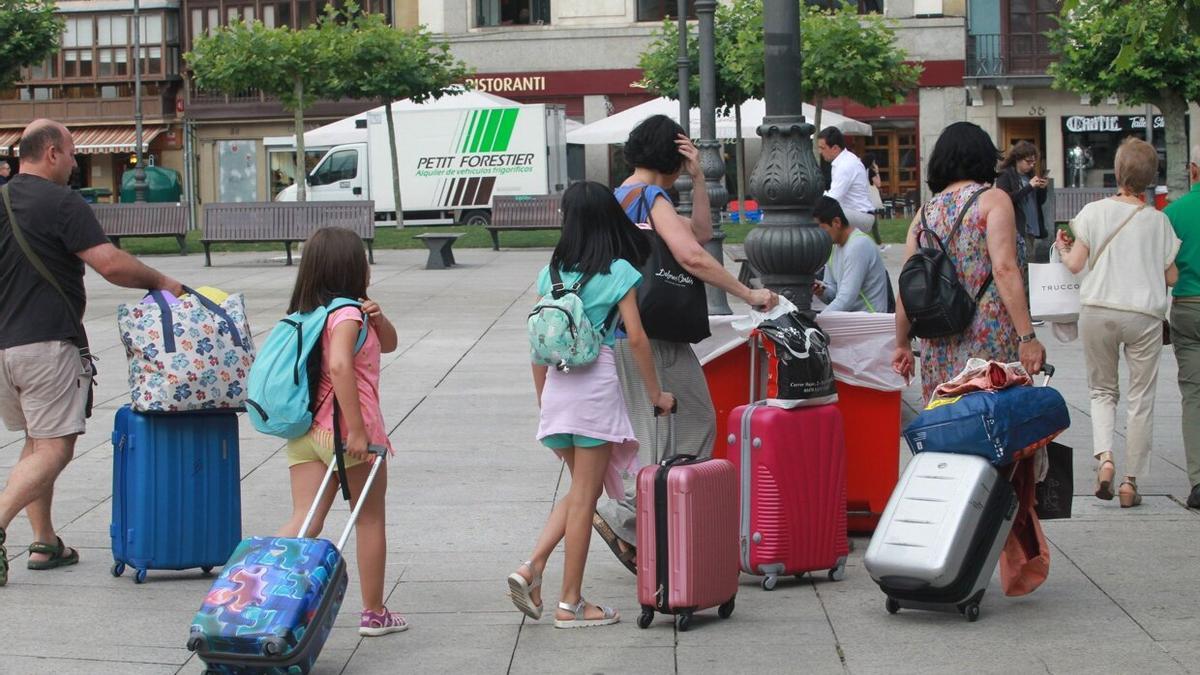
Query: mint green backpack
528,268,617,372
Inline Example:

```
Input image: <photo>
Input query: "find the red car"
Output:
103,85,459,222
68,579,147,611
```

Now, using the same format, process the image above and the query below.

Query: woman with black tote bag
592,115,779,573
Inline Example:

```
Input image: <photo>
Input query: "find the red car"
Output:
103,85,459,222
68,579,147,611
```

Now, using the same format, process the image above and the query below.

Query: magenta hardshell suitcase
635,434,739,631
727,402,850,590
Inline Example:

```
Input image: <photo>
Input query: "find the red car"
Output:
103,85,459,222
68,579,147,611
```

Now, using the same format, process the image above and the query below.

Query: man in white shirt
817,127,878,240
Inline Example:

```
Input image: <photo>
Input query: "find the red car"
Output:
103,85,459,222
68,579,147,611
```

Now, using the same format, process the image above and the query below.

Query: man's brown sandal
27,536,79,571
591,514,636,574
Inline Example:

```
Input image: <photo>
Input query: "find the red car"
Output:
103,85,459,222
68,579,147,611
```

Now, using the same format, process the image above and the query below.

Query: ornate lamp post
744,0,830,316
132,0,147,202
674,0,693,219
696,0,731,315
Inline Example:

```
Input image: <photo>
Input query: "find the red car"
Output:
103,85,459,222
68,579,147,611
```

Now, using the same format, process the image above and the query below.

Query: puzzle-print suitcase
187,448,386,674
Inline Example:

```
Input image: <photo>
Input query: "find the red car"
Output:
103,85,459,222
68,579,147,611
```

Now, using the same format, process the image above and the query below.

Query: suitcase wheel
963,602,981,622
676,610,694,632
885,597,900,615
761,575,778,591
201,566,214,576
637,608,654,630
111,562,125,578
718,597,735,619
134,568,147,584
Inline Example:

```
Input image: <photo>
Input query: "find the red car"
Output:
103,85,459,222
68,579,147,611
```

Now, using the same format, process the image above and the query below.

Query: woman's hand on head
676,134,702,178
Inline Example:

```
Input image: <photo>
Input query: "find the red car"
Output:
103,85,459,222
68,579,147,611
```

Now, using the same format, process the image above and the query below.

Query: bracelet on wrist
1018,332,1037,343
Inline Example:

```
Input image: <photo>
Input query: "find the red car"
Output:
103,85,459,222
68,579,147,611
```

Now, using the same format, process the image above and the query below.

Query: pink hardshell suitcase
635,414,739,631
727,401,850,590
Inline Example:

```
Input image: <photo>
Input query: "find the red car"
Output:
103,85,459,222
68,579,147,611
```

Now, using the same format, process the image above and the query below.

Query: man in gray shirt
813,196,891,313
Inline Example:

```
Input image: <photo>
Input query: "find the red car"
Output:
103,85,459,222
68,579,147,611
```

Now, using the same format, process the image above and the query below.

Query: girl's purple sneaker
359,607,409,637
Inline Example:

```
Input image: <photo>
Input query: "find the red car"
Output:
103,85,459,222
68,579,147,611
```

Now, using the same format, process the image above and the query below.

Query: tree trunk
735,103,747,223
384,98,405,227
1158,94,1189,200
294,77,307,203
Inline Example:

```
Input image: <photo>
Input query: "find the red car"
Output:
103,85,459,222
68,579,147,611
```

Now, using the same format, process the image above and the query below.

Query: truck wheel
462,209,491,227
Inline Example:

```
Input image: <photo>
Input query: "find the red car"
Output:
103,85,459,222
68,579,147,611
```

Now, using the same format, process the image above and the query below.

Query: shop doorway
1001,118,1046,172
863,127,919,201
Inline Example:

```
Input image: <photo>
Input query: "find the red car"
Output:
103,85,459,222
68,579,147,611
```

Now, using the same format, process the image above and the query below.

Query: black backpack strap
549,266,593,299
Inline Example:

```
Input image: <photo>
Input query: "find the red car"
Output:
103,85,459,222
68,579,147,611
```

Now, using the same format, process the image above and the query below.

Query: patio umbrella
565,96,872,145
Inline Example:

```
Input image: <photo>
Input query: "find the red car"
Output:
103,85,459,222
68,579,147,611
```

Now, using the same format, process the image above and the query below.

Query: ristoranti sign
1065,114,1166,134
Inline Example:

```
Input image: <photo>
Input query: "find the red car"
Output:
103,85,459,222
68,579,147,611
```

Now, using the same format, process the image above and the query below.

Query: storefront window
476,0,551,27
1060,114,1188,188
638,0,696,22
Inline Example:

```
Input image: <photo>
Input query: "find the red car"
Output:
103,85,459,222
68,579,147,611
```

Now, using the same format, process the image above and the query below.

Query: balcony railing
189,87,277,105
966,33,1056,78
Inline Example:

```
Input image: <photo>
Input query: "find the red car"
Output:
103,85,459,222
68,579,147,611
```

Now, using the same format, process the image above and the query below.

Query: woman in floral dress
892,122,1046,403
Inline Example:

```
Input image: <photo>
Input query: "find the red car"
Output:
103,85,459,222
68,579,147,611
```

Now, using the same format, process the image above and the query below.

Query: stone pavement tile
1059,495,1199,521
0,655,179,674
677,643,845,674
342,623,518,674
509,644,673,675
1046,519,1200,642
1160,641,1200,674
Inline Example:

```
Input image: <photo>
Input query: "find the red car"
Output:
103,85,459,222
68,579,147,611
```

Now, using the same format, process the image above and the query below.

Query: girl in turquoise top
508,181,675,629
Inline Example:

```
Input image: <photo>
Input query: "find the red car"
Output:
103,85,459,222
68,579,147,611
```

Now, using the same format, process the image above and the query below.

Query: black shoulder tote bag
619,186,710,344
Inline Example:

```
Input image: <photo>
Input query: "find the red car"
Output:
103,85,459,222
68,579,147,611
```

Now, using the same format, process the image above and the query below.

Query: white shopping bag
1029,247,1081,323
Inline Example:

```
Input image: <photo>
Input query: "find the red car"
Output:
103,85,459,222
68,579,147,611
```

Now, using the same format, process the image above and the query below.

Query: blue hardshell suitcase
111,405,242,583
188,448,387,674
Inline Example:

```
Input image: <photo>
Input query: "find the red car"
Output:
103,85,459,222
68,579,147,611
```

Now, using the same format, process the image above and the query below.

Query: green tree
0,0,63,91
637,0,762,216
187,14,342,201
328,8,472,226
1049,0,1200,197
799,2,921,142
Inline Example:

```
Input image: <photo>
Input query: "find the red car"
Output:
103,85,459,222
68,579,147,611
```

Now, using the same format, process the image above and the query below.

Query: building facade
0,0,185,197
964,0,1199,191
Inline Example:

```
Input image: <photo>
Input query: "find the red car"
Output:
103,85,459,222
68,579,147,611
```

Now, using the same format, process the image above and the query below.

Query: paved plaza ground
0,244,1198,674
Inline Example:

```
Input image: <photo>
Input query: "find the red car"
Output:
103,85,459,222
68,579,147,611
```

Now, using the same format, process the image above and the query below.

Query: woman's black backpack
898,189,990,339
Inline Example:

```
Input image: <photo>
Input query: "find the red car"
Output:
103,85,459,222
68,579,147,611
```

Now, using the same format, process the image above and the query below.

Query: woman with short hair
892,122,1046,403
1055,137,1180,508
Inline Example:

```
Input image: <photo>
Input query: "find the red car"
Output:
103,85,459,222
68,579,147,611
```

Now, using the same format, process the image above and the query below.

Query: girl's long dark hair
287,227,370,313
550,181,651,275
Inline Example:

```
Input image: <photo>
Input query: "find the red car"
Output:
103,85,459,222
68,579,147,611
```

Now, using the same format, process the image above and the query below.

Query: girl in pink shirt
276,227,406,637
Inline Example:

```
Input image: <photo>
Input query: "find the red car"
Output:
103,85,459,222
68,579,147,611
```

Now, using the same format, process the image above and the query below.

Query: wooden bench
413,232,464,269
92,203,190,254
487,194,561,250
724,243,758,288
201,201,375,267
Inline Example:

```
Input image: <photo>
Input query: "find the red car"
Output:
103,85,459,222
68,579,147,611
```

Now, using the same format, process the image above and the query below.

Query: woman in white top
1055,138,1181,508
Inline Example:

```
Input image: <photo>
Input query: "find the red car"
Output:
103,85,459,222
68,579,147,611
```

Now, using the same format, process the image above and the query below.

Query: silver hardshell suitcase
863,451,1017,622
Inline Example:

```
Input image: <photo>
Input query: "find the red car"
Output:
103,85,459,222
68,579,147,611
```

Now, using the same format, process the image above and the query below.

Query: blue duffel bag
903,384,1070,466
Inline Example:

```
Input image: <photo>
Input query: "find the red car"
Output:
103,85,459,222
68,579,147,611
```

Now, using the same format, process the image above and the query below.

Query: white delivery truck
276,103,568,225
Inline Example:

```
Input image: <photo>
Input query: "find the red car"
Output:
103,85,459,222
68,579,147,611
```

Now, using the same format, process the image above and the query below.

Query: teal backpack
245,298,368,440
528,267,617,373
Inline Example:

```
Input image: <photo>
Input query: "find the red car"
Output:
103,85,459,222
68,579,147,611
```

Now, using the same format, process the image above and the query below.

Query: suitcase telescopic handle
298,444,387,549
651,403,678,464
1039,363,1055,385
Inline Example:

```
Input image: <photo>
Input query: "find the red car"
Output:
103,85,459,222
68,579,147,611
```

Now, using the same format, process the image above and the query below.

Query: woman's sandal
1095,459,1116,501
26,536,79,571
507,561,543,620
0,525,8,587
1118,480,1143,508
592,514,637,575
554,598,619,629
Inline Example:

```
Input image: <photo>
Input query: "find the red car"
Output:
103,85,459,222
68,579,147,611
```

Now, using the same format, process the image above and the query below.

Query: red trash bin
833,382,901,534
